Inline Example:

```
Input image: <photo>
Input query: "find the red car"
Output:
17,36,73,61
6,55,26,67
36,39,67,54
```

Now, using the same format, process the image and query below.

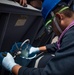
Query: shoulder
65,26,74,35
60,26,74,48
62,26,74,40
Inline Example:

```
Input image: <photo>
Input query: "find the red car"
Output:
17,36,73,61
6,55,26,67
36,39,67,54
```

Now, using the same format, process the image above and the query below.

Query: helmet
42,0,61,20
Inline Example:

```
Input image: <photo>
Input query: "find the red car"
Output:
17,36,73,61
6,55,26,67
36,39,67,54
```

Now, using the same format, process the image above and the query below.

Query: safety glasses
45,16,54,27
44,13,55,32
44,6,69,30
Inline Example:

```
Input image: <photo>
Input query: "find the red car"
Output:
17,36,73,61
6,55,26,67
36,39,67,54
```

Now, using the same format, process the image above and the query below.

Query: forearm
12,65,22,75
39,46,47,51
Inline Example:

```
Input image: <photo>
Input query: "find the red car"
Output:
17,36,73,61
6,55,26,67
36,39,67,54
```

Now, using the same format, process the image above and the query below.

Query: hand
19,0,27,6
29,47,40,55
29,0,42,9
12,0,27,6
0,52,17,71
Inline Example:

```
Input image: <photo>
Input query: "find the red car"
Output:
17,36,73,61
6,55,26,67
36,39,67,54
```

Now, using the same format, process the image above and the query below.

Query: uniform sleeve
46,43,57,53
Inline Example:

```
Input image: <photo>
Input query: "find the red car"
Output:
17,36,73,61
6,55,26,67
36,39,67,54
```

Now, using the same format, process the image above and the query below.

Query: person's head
42,0,74,36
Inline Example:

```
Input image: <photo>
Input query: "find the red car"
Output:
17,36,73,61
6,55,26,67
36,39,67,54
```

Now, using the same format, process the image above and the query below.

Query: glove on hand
1,52,17,71
29,47,40,56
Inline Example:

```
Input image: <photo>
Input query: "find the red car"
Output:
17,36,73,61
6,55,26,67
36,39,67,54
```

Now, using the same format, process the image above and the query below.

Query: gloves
29,47,40,56
0,52,17,71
